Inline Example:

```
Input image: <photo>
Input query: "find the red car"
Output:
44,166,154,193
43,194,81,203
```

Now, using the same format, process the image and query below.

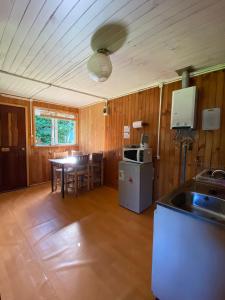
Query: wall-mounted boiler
170,86,197,129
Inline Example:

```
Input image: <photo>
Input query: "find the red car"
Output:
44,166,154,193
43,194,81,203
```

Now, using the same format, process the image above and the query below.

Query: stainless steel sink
171,191,225,221
195,169,225,187
158,177,225,226
153,182,225,300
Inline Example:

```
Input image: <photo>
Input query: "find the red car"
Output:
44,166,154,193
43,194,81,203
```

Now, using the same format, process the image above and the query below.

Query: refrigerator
118,161,153,213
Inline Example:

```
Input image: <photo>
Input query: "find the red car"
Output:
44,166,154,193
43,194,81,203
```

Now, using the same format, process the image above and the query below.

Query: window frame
33,106,78,148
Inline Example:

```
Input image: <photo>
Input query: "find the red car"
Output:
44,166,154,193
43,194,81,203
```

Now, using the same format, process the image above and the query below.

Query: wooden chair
53,151,68,191
90,152,104,189
71,150,83,156
66,155,90,196
53,151,68,159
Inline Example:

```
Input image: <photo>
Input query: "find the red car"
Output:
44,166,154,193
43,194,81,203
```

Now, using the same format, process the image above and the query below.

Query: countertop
157,180,225,227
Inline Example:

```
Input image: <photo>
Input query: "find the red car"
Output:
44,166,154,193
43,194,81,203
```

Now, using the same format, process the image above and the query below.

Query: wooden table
49,156,103,198
49,157,79,198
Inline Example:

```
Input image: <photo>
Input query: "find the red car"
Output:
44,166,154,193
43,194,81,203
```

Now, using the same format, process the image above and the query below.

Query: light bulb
87,52,112,82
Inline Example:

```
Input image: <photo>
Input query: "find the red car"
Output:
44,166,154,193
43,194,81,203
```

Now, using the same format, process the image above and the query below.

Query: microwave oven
123,147,152,163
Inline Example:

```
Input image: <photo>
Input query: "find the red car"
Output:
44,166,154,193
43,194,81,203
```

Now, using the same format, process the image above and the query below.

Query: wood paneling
79,70,225,200
0,95,78,186
79,102,105,154
1,69,225,195
0,0,225,105
104,88,160,190
30,101,79,184
157,70,225,198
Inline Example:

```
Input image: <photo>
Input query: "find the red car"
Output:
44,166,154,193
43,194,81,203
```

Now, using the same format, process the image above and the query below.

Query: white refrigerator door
119,161,140,213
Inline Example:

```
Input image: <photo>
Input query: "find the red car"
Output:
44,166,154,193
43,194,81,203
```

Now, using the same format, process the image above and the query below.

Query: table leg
91,165,94,189
101,160,104,185
51,162,54,192
61,164,65,198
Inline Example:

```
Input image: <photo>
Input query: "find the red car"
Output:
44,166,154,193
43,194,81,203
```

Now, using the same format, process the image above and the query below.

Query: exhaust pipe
181,70,190,88
175,66,193,185
176,66,193,88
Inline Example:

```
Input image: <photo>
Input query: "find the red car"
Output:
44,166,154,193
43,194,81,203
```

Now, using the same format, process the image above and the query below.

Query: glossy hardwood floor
0,184,155,300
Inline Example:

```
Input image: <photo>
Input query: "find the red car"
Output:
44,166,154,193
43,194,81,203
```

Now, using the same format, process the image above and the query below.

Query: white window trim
34,108,77,147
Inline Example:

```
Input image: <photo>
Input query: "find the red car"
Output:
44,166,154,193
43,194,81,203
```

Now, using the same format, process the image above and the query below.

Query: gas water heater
170,86,197,129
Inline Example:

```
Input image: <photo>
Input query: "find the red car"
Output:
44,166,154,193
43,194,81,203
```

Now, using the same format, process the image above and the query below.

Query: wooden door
0,104,27,192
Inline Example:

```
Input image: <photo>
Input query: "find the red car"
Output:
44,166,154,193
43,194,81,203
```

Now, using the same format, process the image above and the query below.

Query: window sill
32,144,79,149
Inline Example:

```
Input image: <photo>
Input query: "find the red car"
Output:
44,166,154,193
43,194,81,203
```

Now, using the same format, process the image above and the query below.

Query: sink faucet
211,169,225,178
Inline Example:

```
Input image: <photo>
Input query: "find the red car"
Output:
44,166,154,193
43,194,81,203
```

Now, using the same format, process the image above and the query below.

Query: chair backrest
71,150,83,156
53,151,68,159
92,152,103,163
76,154,89,166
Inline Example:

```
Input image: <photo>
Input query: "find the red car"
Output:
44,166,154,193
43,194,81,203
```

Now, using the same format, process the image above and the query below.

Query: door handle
1,147,10,152
21,147,25,151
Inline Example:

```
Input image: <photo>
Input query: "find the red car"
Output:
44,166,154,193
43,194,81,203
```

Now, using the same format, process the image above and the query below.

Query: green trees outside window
35,116,52,145
57,119,75,144
35,109,76,146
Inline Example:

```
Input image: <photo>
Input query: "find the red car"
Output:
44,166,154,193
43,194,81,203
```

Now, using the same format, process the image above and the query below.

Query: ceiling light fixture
87,49,112,82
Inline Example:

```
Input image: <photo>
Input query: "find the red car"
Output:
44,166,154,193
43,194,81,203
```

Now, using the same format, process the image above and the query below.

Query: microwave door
124,150,138,161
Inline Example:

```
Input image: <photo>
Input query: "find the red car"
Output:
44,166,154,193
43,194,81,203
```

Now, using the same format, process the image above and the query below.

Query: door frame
0,101,29,187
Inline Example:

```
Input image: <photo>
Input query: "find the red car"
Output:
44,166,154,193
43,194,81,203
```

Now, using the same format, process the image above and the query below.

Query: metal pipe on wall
176,67,192,185
156,82,164,160
181,70,190,88
180,142,188,185
29,99,33,140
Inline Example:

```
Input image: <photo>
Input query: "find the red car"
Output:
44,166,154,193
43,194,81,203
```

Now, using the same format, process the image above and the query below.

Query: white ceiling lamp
87,49,112,82
87,22,128,83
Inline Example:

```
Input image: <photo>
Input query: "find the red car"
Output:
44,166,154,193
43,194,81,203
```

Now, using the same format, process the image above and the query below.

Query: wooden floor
0,184,155,300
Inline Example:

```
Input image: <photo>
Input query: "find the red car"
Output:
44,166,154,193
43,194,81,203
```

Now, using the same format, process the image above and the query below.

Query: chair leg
55,173,58,191
74,173,78,196
87,169,90,191
91,165,94,189
65,173,68,193
101,161,104,185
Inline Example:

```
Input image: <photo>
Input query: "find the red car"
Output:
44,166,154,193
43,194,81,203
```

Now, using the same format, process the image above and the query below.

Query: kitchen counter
157,180,225,227
151,179,225,300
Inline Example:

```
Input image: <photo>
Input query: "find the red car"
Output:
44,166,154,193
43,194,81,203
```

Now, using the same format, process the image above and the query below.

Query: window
34,108,77,146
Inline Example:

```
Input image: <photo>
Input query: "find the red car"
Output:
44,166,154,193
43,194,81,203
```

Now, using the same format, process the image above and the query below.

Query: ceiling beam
0,69,107,100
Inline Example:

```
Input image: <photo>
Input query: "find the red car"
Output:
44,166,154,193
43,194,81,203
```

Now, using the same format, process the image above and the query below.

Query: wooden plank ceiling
0,0,225,107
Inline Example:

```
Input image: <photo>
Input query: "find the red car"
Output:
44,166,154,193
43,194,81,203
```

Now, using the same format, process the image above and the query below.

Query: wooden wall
0,95,78,185
79,69,225,200
2,69,224,196
156,70,225,198
104,88,160,191
79,102,105,153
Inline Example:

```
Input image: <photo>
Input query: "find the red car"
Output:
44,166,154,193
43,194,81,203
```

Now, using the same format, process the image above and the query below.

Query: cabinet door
152,205,225,300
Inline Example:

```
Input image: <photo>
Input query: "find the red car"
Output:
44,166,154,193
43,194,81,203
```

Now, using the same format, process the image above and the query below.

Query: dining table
49,155,102,198
49,156,80,198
